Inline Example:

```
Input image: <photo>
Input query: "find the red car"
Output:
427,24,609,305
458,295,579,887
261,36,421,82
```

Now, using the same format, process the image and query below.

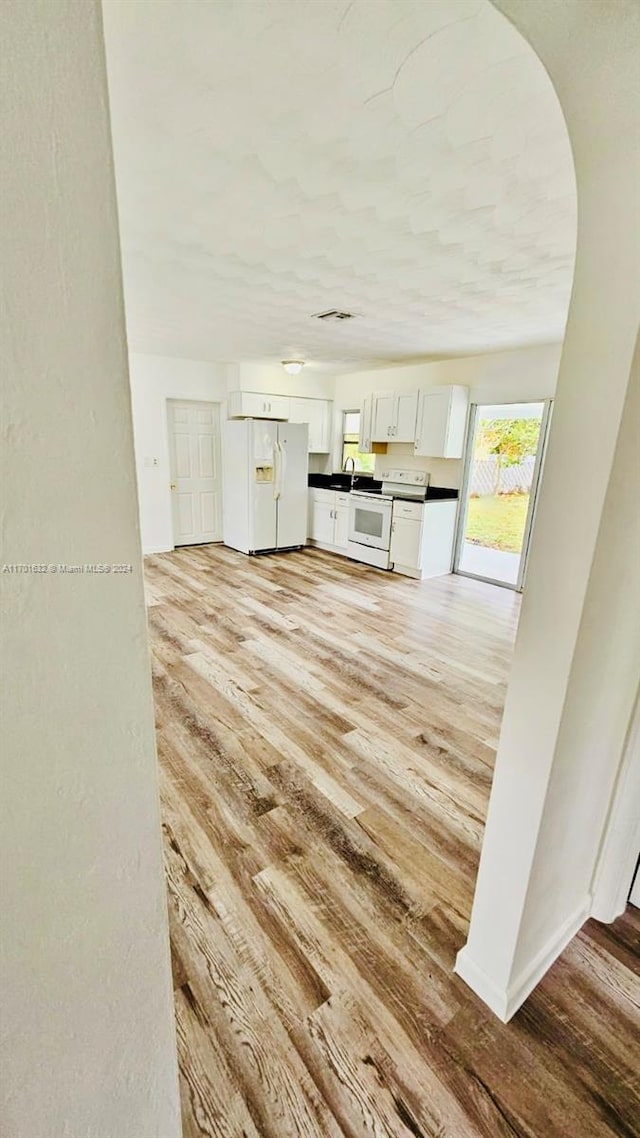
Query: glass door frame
453,399,553,592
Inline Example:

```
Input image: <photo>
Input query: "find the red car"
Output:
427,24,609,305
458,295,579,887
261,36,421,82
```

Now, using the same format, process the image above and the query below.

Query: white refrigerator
222,418,309,554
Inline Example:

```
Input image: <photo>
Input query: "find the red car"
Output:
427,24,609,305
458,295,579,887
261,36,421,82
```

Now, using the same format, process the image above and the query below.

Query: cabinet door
289,397,307,424
307,491,334,543
372,392,396,441
228,391,290,420
390,517,422,568
289,398,330,451
414,387,469,458
444,386,469,457
265,394,290,420
359,395,373,453
334,497,350,549
394,391,418,442
290,397,311,450
414,390,451,457
248,392,271,417
307,401,329,452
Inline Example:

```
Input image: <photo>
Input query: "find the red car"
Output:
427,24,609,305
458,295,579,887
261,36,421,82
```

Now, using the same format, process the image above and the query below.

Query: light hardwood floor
145,544,640,1138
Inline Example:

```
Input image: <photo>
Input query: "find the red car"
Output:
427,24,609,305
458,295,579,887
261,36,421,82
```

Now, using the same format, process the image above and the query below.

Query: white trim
590,690,640,921
504,898,590,1019
453,398,553,593
454,947,511,1021
455,898,590,1022
630,866,640,908
516,399,553,590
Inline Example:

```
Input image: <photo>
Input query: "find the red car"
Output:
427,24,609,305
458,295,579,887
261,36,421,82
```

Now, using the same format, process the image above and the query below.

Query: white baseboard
505,898,591,1019
455,897,591,1022
454,947,511,1021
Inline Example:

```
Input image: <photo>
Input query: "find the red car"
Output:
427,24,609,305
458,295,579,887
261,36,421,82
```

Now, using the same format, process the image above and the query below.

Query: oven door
348,495,392,550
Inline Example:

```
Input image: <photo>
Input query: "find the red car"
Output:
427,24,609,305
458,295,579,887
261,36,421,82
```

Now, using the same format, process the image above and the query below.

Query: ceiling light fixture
281,360,305,375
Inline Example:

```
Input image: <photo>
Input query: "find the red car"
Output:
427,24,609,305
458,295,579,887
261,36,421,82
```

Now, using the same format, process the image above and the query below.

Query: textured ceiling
103,0,576,369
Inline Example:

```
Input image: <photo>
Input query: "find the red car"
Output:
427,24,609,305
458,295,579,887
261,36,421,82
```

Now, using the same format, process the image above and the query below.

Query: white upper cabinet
414,386,469,458
289,397,332,452
371,391,418,442
372,392,395,440
395,392,420,442
227,391,290,421
359,394,373,453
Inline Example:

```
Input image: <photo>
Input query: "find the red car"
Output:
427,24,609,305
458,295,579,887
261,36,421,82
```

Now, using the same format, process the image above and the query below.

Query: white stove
346,469,430,568
377,467,430,499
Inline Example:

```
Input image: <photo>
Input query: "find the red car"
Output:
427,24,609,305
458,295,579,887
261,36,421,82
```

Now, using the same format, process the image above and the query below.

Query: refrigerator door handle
279,439,287,492
273,442,282,500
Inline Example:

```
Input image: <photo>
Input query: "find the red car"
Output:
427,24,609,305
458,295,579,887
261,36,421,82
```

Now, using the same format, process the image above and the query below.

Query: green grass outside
466,493,530,553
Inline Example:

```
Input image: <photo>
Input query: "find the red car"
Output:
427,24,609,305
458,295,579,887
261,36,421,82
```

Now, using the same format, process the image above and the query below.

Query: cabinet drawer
335,493,350,508
311,488,336,504
393,500,423,521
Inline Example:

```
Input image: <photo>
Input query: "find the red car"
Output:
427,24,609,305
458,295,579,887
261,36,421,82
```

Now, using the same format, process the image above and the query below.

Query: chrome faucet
342,455,356,490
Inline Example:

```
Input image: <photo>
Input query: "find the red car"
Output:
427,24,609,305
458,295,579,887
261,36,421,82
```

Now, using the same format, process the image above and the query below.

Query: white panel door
168,400,222,546
276,422,308,548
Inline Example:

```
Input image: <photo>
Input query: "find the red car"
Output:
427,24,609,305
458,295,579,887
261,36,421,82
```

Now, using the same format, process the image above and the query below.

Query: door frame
453,398,553,592
590,686,640,921
166,398,222,547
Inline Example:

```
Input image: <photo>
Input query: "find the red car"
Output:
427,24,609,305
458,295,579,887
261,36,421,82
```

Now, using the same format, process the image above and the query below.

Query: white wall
333,343,561,484
129,352,228,553
513,329,640,971
0,2,181,1135
457,0,640,1021
130,355,337,551
228,360,336,400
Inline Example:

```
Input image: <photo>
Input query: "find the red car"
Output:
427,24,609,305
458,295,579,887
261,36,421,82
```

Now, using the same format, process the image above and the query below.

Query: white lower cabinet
308,489,350,551
333,493,350,549
310,498,335,544
390,516,421,568
390,499,458,579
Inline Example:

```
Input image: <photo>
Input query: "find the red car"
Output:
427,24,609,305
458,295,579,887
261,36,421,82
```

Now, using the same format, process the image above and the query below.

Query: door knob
170,482,177,490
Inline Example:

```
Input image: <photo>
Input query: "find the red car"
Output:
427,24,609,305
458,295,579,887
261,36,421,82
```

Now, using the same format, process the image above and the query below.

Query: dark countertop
308,472,383,492
424,487,459,501
308,472,458,500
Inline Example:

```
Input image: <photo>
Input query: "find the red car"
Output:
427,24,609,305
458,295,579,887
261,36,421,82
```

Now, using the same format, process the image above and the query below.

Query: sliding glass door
454,401,551,590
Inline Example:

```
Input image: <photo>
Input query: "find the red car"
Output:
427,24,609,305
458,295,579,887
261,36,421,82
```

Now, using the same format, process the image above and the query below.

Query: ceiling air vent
312,309,356,322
